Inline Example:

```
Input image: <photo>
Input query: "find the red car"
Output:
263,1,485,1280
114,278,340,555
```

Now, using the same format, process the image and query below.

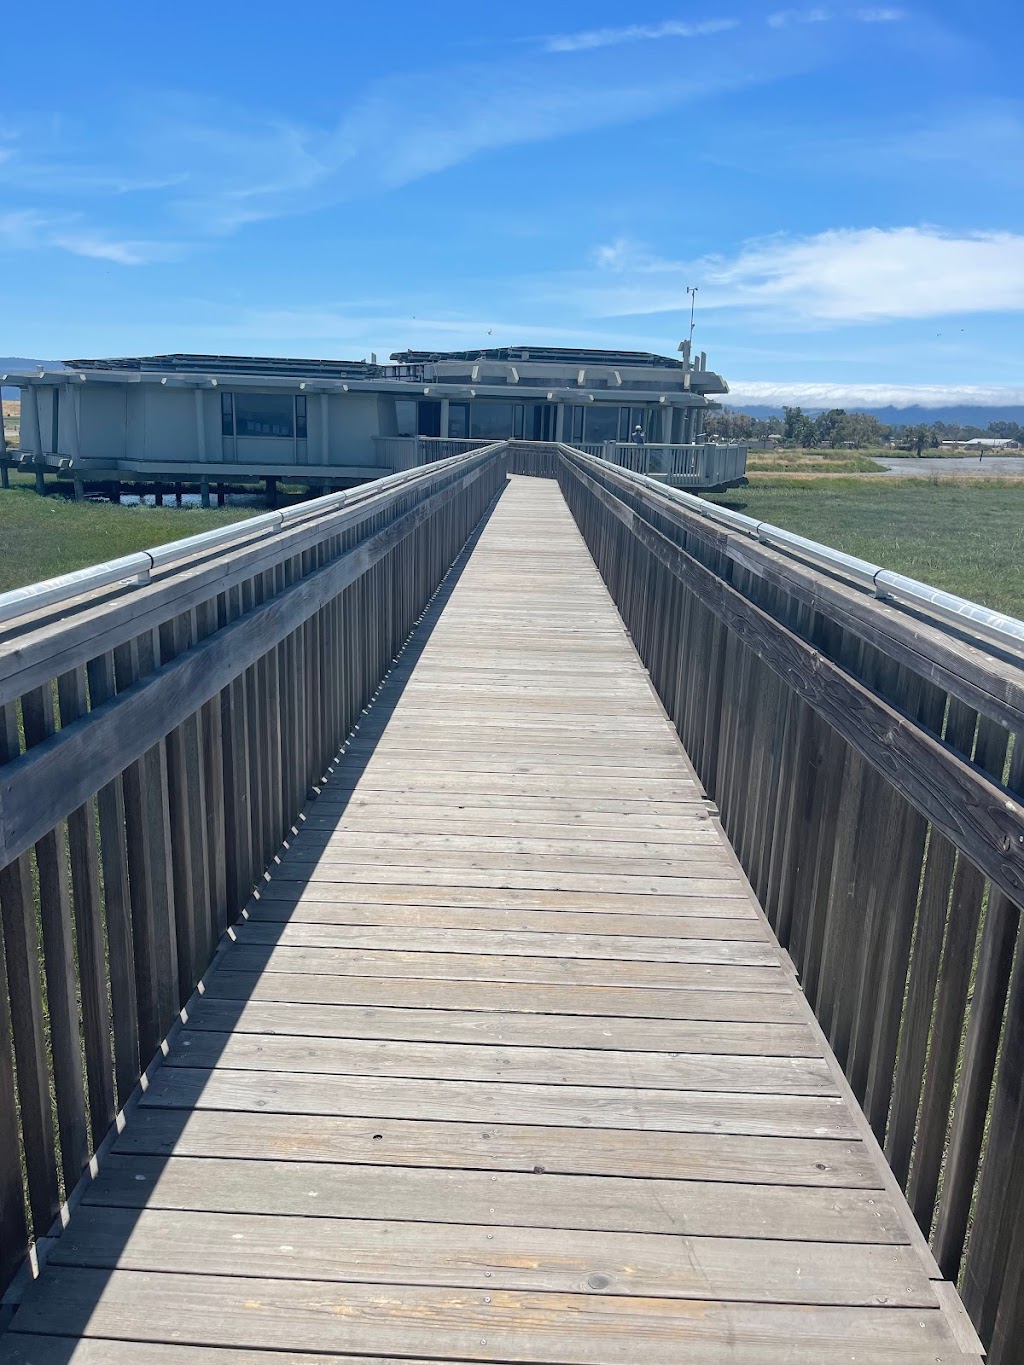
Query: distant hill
1,358,66,400
726,403,1024,428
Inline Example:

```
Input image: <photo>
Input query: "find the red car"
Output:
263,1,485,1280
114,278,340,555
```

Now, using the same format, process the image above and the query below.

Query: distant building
941,438,1019,450
2,345,731,489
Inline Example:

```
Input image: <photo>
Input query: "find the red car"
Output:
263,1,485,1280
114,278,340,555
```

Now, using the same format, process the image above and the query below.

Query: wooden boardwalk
1,477,981,1363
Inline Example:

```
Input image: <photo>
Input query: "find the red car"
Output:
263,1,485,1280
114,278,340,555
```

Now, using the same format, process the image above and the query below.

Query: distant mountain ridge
727,403,1024,428
1,358,67,399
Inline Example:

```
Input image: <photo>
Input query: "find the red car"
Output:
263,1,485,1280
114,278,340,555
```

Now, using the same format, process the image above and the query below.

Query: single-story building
1,344,734,494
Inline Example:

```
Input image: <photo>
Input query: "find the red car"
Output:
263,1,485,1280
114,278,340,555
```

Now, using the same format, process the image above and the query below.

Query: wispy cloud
0,210,178,265
543,19,739,54
578,227,1024,322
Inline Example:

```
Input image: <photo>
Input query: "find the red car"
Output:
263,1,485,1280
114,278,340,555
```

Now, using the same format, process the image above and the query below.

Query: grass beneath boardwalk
0,477,257,593
703,477,1024,618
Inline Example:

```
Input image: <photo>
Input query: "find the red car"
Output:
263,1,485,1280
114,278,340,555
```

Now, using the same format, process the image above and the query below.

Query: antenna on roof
686,286,698,347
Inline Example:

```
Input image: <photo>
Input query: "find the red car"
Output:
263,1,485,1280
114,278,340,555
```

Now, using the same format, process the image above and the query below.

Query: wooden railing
577,441,747,488
0,444,507,1296
540,445,1024,1364
373,436,494,471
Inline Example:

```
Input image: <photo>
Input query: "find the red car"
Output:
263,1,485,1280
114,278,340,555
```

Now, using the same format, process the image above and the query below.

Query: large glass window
448,404,470,438
470,403,514,440
417,401,441,437
584,406,619,443
395,399,417,436
234,393,294,438
512,404,525,439
295,394,307,439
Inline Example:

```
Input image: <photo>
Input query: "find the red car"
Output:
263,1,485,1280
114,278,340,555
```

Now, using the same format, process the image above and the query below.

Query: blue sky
2,0,1022,407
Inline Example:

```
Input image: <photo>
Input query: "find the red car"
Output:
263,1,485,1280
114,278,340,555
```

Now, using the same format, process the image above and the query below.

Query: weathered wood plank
138,1066,853,1138
8,1268,970,1363
219,943,784,991
165,1030,835,1093
83,1153,899,1239
182,997,819,1054
51,1206,938,1306
113,1107,876,1186
229,921,775,965
242,898,763,937
204,968,802,1021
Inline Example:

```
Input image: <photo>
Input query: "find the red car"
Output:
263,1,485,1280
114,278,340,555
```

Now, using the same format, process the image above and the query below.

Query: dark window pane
395,399,417,435
512,404,524,439
448,404,470,438
418,401,441,437
585,406,618,443
470,403,513,439
234,393,294,438
221,392,234,437
295,395,306,416
296,394,307,440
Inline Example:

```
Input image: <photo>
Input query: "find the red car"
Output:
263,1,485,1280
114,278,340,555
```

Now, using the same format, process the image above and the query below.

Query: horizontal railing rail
529,442,1024,1365
595,441,747,487
372,435,493,471
0,443,507,1297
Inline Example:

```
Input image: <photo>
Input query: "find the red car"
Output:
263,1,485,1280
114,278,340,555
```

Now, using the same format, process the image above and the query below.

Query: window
417,401,441,437
566,406,584,443
221,392,234,437
395,399,417,436
470,403,514,440
234,393,294,438
512,404,524,440
295,395,307,439
448,404,470,438
617,406,633,441
584,406,619,443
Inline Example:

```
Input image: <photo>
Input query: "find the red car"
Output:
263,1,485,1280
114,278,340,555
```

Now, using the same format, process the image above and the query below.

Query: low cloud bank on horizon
724,381,1024,410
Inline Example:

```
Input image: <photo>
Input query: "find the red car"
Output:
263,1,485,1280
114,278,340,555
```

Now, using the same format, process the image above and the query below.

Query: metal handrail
560,444,1024,655
0,443,505,629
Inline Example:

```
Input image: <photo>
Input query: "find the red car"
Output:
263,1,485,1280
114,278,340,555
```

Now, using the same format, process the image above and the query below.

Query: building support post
439,398,450,439
154,482,164,507
692,407,705,443
200,478,211,508
73,477,85,502
216,484,225,507
194,388,207,463
266,476,278,509
1,465,9,490
662,406,675,444
319,393,329,465
556,405,566,443
35,467,46,496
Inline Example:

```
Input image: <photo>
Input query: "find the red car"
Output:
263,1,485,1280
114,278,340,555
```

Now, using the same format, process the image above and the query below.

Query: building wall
81,386,129,463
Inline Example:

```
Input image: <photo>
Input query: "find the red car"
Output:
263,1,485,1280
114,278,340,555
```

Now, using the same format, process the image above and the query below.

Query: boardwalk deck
0,477,981,1363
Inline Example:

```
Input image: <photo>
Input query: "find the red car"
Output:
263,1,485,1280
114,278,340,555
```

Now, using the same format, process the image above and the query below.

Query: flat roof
64,353,382,380
390,346,685,369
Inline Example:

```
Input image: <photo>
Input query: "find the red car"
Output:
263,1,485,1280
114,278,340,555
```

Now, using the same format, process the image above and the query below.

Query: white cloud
543,19,739,54
580,227,1024,322
0,210,177,265
725,380,1024,409
853,7,906,20
768,9,831,28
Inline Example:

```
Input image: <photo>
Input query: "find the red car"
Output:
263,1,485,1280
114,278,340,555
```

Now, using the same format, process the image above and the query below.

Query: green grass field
0,477,257,593
704,476,1024,617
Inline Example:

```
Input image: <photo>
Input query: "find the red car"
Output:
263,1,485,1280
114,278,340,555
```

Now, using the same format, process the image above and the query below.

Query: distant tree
783,406,816,447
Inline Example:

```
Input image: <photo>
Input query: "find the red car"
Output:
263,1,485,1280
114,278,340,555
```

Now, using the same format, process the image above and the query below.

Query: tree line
703,407,1024,450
